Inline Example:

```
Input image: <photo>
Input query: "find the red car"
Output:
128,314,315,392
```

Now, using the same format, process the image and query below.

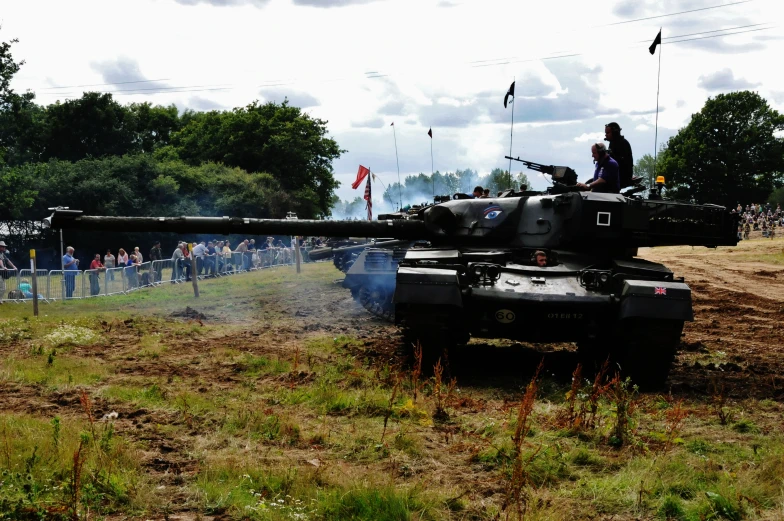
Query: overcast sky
4,0,784,203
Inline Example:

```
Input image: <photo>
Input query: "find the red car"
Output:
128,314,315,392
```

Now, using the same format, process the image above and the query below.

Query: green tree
517,172,530,190
128,102,181,153
768,186,784,208
171,100,343,216
330,196,366,218
0,166,37,241
0,31,23,110
657,91,784,207
42,92,139,162
633,153,657,187
0,32,40,166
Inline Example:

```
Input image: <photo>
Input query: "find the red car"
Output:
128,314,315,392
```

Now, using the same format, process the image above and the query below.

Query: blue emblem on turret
484,205,503,219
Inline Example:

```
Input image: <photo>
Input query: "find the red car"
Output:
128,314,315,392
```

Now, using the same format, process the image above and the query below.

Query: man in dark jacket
149,241,163,282
605,122,633,188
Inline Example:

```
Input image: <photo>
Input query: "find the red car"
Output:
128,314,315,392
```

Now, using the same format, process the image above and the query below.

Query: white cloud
573,132,604,142
697,68,761,92
4,0,783,204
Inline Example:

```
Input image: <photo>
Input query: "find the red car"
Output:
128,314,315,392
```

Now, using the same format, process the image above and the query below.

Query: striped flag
363,175,372,220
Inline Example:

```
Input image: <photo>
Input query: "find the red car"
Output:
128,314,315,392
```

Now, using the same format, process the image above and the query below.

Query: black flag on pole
428,127,432,138
504,81,515,108
649,29,662,55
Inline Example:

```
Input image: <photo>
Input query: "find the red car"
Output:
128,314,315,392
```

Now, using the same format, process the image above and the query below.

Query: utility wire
28,0,759,94
600,0,754,26
666,25,776,44
473,24,777,68
638,22,768,42
36,86,232,98
30,24,779,99
469,0,756,65
40,78,172,90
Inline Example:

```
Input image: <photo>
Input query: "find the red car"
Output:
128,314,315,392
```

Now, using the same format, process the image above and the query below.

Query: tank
308,239,413,321
44,163,738,388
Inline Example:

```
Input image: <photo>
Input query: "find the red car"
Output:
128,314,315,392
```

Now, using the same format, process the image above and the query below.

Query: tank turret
46,192,736,251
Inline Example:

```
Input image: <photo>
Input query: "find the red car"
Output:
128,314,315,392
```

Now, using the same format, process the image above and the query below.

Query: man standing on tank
576,143,620,193
604,122,633,188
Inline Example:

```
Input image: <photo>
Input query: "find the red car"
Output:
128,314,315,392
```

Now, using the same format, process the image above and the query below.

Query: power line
28,0,759,96
666,25,777,44
36,86,233,98
638,22,768,42
40,78,172,90
29,24,780,100
470,0,757,65
472,23,778,68
601,0,755,26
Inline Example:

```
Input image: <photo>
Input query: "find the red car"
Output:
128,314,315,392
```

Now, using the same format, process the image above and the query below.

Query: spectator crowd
1,236,326,302
732,203,783,240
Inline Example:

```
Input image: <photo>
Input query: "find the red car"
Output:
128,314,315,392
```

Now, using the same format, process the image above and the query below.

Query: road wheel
613,318,683,389
402,329,453,375
578,319,683,390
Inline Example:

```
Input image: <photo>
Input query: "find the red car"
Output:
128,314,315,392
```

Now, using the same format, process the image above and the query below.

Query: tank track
357,285,395,322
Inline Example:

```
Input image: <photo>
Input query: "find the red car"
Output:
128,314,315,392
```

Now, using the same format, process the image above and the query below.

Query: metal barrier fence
1,247,303,303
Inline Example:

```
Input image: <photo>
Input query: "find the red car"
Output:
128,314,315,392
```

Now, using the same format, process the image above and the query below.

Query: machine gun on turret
505,156,578,188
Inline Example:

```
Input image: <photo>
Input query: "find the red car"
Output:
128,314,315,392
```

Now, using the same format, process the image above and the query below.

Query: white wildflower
43,325,98,347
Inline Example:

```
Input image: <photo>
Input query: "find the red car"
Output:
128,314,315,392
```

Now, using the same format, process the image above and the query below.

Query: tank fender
618,280,693,321
393,267,462,306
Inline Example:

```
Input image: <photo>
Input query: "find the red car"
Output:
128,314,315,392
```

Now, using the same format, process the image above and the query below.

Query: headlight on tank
579,270,612,290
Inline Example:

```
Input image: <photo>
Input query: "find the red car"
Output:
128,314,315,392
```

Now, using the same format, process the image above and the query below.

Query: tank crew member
534,250,548,267
482,189,490,198
576,143,620,193
472,186,483,198
604,122,633,188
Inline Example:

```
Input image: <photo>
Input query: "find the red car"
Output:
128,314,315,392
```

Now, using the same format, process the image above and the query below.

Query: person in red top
181,243,192,281
89,254,105,296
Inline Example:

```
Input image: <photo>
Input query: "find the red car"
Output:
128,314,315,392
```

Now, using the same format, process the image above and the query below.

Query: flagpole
430,132,435,197
653,27,662,180
508,76,515,189
392,124,402,210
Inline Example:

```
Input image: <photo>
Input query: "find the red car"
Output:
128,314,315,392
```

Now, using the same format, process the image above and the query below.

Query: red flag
428,127,432,138
363,175,372,220
352,165,370,189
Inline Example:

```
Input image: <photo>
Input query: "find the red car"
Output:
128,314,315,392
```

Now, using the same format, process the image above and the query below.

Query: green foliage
657,495,685,519
703,491,741,520
171,100,343,215
0,35,344,236
767,185,784,207
658,91,784,207
318,487,431,521
42,93,139,162
634,153,657,187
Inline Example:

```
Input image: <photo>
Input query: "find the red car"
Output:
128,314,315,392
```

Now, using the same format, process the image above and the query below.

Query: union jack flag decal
655,287,667,295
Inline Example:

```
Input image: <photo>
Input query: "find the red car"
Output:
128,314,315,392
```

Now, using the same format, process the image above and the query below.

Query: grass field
1,252,783,520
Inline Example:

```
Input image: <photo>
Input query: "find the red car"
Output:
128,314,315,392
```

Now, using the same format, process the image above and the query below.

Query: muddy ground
642,239,784,400
1,238,783,519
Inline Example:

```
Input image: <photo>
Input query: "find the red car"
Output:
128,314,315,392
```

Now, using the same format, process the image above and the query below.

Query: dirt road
640,238,784,398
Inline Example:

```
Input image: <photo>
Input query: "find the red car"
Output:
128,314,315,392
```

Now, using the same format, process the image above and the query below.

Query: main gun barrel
44,211,429,240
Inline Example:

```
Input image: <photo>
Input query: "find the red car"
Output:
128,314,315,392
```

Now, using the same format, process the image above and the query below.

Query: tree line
3,31,783,265
1,35,343,264
638,91,784,208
